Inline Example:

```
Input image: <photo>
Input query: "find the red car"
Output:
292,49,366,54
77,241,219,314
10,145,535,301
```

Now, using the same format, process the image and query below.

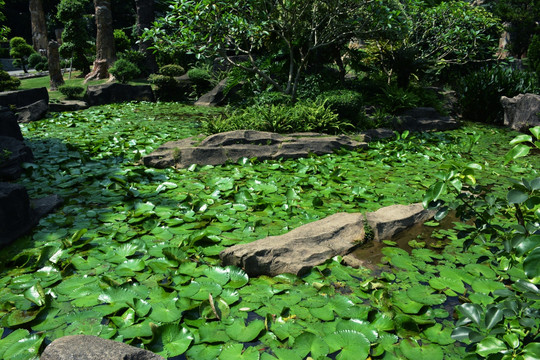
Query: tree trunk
135,0,158,74
85,0,116,82
48,41,64,91
29,0,48,56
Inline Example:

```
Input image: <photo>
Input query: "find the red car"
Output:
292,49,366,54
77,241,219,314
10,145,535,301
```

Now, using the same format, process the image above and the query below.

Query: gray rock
0,107,24,140
0,182,63,247
16,99,48,123
220,203,434,276
220,212,366,276
395,107,459,132
195,78,228,106
0,87,49,108
49,100,89,112
501,93,540,133
365,203,435,241
143,130,367,169
0,136,34,180
85,83,155,106
41,335,164,360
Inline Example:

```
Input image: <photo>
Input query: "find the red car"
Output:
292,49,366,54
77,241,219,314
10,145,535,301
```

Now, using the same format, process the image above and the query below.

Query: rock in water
501,93,540,133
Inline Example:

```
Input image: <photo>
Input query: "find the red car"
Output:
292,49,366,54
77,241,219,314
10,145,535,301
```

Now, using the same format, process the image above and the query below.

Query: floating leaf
407,285,446,305
423,324,455,345
476,336,506,357
149,301,183,323
399,339,443,360
225,319,265,342
326,330,370,360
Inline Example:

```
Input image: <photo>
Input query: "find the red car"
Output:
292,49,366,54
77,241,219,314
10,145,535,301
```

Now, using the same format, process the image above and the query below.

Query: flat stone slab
220,203,434,276
220,212,366,277
143,130,367,169
41,335,164,360
365,203,435,241
49,100,89,112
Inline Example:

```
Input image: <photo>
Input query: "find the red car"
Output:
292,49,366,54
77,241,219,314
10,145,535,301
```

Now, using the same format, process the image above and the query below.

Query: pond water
351,213,462,270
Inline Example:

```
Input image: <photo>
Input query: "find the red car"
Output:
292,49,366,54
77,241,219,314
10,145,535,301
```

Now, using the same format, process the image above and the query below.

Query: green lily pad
225,319,265,342
149,301,183,323
225,267,249,288
422,323,455,345
471,278,506,295
399,339,443,360
407,285,446,305
219,343,260,360
326,329,370,360
150,324,194,357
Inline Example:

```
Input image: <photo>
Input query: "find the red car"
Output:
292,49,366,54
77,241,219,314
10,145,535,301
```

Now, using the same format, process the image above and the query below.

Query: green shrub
118,50,148,76
58,85,85,99
202,100,352,135
187,68,212,84
253,92,293,106
160,64,185,77
0,70,21,91
109,59,140,83
456,64,539,123
375,85,422,114
317,90,363,120
148,74,186,101
28,53,47,68
113,29,131,53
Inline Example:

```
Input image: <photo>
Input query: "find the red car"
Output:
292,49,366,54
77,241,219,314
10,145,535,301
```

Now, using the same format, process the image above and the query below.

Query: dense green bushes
317,90,363,120
28,53,48,72
0,70,20,91
160,64,185,77
58,85,84,99
202,100,353,134
109,59,140,83
456,64,539,123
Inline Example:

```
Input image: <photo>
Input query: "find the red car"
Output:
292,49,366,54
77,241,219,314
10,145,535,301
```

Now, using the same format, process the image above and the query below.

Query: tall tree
57,0,93,76
48,40,64,90
29,0,48,55
0,0,10,41
85,0,116,81
135,0,157,74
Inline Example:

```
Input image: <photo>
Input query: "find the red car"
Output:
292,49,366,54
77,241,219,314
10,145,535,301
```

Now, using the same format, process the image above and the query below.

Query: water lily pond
1,102,539,359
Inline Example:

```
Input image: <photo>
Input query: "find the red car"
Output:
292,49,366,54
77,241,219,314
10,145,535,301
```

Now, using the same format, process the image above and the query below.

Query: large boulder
41,335,164,360
195,78,241,106
220,203,434,276
49,100,89,112
0,87,49,108
220,212,366,277
16,99,48,123
0,136,34,180
365,203,435,241
501,93,540,132
395,107,459,132
85,83,155,106
0,107,24,140
143,130,367,169
0,182,63,247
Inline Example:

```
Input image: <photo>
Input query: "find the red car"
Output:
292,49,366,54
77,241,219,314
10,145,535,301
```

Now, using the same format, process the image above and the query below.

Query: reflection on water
350,212,462,270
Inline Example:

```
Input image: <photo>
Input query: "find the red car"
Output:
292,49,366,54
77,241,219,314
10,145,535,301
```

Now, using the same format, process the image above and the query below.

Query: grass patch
18,71,151,101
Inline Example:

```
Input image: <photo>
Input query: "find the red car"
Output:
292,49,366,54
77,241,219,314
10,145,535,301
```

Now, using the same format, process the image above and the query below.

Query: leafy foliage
160,64,185,77
202,100,352,134
58,85,85,99
456,64,539,123
109,59,140,84
9,37,35,73
0,69,20,91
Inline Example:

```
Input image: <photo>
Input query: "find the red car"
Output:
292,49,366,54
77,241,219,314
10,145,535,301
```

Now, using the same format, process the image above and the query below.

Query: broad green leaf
457,303,482,326
23,283,46,307
484,306,504,330
219,343,260,360
149,301,183,323
476,336,507,357
505,144,530,163
406,285,446,305
225,319,265,342
399,339,443,360
507,189,529,204
524,247,540,279
422,324,455,345
326,330,370,360
523,342,540,360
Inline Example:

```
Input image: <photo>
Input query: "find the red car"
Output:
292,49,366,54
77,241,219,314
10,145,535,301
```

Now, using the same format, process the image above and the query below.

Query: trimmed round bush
0,70,21,91
159,64,185,77
58,85,85,99
109,59,140,83
28,53,47,69
317,90,363,119
187,68,212,84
